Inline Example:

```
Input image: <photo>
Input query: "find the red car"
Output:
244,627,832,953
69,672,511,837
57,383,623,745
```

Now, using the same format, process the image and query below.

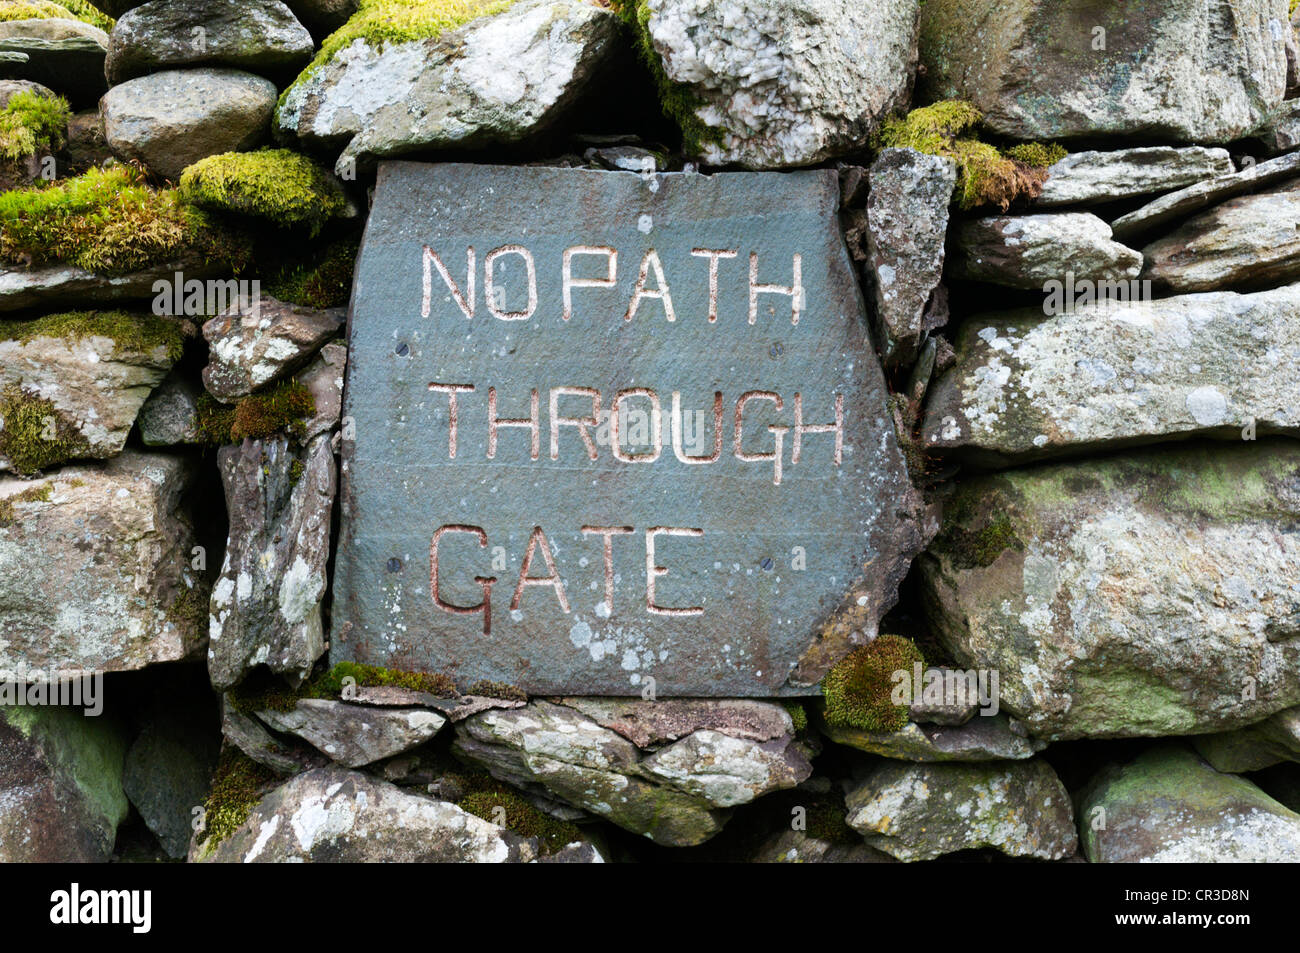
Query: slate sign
331,162,916,696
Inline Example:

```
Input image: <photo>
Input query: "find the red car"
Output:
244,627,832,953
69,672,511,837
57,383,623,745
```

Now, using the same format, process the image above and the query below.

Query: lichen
197,747,278,850
465,679,527,702
0,481,51,526
0,309,184,360
195,379,315,445
0,384,91,475
0,90,70,163
178,150,350,236
0,0,114,29
266,237,358,309
449,771,583,854
821,635,925,732
0,166,250,276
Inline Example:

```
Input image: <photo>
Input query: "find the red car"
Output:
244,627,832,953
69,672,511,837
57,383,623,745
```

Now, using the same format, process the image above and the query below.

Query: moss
287,458,305,485
0,166,250,277
0,384,90,475
821,635,925,733
197,747,278,850
0,309,184,360
781,701,808,733
0,480,51,526
0,0,114,29
266,237,358,309
610,0,722,156
465,679,527,702
281,0,517,108
165,583,209,636
450,771,582,854
802,793,857,845
940,484,1025,570
195,379,315,445
232,661,461,714
0,90,70,163
178,150,349,236
874,101,1063,211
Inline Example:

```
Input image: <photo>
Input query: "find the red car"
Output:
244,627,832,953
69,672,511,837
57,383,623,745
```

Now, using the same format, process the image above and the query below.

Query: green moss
802,793,857,845
611,0,722,156
450,772,583,854
178,150,349,236
0,166,250,277
821,635,925,733
198,747,278,850
1004,141,1067,169
0,90,70,163
0,480,51,526
165,583,209,636
939,479,1025,570
287,458,305,485
465,679,527,702
781,701,808,732
266,237,358,309
0,0,114,29
0,384,90,475
0,309,184,360
195,379,315,445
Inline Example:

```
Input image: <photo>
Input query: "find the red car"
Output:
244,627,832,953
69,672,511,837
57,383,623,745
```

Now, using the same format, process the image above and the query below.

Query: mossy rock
0,88,69,163
0,0,115,30
265,236,358,309
194,378,315,446
178,149,350,236
820,635,925,733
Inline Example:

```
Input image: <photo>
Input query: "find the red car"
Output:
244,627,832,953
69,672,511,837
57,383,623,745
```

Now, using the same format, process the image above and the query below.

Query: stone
918,0,1289,143
254,699,445,768
950,213,1142,290
919,441,1300,741
208,433,336,691
106,0,314,85
297,342,346,440
137,370,201,446
0,255,224,314
845,759,1077,862
1193,707,1300,773
0,452,204,679
1111,150,1300,242
332,162,928,696
864,147,958,367
1142,182,1300,292
201,295,345,402
751,828,895,864
0,17,108,105
1080,745,1300,863
0,705,129,862
0,77,53,107
555,697,795,749
638,729,813,807
921,283,1300,464
818,713,1044,762
0,315,180,472
635,0,918,168
907,667,981,725
584,145,666,174
194,766,581,862
101,68,276,180
1035,147,1235,207
1261,99,1300,153
283,0,357,39
221,695,326,775
122,707,220,858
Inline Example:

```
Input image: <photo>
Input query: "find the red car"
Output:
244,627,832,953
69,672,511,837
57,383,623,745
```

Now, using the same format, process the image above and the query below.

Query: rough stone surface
137,370,201,446
297,342,346,441
951,213,1142,290
0,17,108,105
751,828,895,863
201,295,344,401
1193,707,1300,773
845,758,1077,862
284,0,357,38
0,256,224,314
919,0,1290,143
1080,745,1300,863
101,68,276,179
1035,147,1235,207
639,0,918,168
865,147,957,367
637,728,813,807
254,699,445,768
555,697,795,749
221,695,327,775
208,433,336,691
818,712,1045,762
922,283,1300,463
106,0,314,84
122,708,219,858
0,452,204,679
920,442,1300,741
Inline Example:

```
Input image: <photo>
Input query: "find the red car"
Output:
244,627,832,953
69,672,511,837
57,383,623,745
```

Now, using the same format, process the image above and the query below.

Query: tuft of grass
178,149,349,236
821,635,925,733
0,0,114,29
0,309,184,360
265,237,358,309
195,379,315,445
197,747,278,850
0,90,70,163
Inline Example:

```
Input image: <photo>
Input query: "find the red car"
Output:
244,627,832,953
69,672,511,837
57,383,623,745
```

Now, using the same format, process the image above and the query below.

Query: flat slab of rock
102,68,275,179
845,759,1077,862
751,829,895,864
202,295,344,401
0,256,224,314
0,17,108,105
221,695,327,775
555,697,795,748
922,283,1300,464
255,698,445,768
1035,147,1234,207
0,452,203,678
1080,746,1300,862
297,341,346,440
1193,707,1300,773
920,441,1300,741
950,213,1142,290
818,712,1044,762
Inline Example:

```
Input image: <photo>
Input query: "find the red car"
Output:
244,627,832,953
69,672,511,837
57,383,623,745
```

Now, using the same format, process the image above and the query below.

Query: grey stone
1260,99,1300,152
865,147,958,367
106,0,314,84
137,370,201,446
0,255,224,314
636,0,918,168
556,697,796,749
332,161,929,697
919,442,1300,741
1035,147,1235,207
845,759,1077,862
122,709,220,858
208,433,336,691
819,712,1044,762
221,695,326,775
638,728,813,807
0,77,53,107
951,213,1143,290
921,283,1300,464
0,17,108,105
1193,707,1300,773
919,0,1289,143
298,341,346,440
283,0,357,38
254,699,445,768
0,452,204,679
1080,745,1300,863
101,68,275,179
201,295,345,402
584,145,666,174
908,667,981,725
751,828,896,863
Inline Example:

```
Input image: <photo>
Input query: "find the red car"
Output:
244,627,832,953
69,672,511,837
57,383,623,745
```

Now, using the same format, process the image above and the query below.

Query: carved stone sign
331,162,923,696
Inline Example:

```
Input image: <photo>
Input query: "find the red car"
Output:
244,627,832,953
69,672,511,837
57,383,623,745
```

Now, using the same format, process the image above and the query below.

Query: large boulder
0,452,204,679
919,0,1290,143
101,68,276,179
628,0,918,168
920,442,1300,741
0,17,108,105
